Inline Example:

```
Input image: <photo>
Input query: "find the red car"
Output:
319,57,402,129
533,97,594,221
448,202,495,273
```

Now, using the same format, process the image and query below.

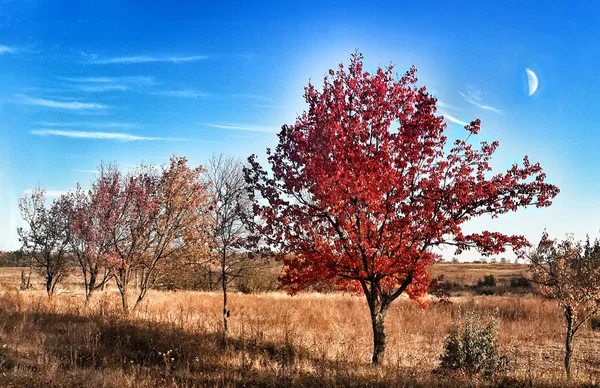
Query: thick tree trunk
366,292,389,365
370,308,388,364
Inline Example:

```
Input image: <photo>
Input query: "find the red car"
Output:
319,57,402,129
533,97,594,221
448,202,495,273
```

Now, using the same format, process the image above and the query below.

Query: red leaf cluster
246,53,559,305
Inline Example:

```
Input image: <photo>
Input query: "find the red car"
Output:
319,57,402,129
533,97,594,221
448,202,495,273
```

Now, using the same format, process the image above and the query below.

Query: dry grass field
0,265,599,387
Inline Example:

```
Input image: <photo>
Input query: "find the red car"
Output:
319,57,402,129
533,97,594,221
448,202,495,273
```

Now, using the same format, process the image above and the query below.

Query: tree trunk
371,309,388,364
222,254,229,343
366,292,389,365
46,275,54,297
26,265,32,290
133,286,148,311
565,307,574,379
120,284,129,312
20,270,27,290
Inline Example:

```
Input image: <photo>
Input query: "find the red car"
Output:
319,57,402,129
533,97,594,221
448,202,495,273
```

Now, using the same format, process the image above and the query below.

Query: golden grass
0,266,598,387
429,263,527,286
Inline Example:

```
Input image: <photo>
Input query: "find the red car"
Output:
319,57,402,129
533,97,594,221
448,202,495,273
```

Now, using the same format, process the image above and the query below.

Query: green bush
440,309,508,376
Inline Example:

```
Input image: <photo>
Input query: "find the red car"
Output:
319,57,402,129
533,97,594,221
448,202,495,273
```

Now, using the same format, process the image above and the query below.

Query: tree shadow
0,308,404,387
0,308,579,387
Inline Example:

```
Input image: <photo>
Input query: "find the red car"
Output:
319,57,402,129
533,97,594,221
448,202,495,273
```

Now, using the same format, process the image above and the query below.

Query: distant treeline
0,249,283,293
0,251,29,267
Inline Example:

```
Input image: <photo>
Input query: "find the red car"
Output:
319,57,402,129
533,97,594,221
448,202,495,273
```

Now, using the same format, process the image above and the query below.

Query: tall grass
0,288,599,387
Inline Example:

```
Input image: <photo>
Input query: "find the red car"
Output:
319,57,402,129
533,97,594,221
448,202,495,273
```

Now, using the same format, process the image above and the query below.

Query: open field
0,265,599,387
0,263,528,294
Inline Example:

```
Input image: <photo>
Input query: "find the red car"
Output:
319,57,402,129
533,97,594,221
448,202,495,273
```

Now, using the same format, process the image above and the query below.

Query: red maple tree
245,53,560,364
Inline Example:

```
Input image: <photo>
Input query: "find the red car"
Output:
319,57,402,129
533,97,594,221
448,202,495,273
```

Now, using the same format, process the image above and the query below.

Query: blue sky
0,1,598,259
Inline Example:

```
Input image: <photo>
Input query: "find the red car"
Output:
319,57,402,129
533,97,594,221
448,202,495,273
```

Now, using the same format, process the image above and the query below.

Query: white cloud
58,76,154,84
19,95,108,110
441,113,468,126
71,84,130,92
89,55,207,64
59,75,155,93
36,121,143,130
30,129,184,141
0,45,15,54
460,88,502,113
230,94,269,101
155,90,211,98
436,100,458,111
204,123,278,133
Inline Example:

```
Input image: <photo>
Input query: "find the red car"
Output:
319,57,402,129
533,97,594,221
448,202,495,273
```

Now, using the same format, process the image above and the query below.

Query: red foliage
246,52,559,306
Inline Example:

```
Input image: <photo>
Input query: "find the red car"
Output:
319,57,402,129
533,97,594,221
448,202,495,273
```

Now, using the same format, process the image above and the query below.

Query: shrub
477,274,497,288
590,316,600,332
440,309,508,376
509,277,531,289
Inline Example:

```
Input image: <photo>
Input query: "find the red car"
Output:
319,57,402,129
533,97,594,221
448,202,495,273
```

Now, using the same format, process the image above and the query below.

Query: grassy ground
0,265,598,387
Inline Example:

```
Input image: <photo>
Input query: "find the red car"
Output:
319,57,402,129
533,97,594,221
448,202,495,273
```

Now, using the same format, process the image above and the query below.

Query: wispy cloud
18,95,108,111
204,123,278,133
155,90,211,98
459,88,502,113
58,75,155,93
0,45,15,54
58,76,154,84
35,121,143,130
441,113,468,126
30,129,184,141
70,84,130,92
89,55,207,65
436,100,459,111
230,94,269,101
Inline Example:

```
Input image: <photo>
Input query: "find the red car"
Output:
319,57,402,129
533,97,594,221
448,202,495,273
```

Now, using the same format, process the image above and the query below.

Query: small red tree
246,53,559,364
64,182,113,304
94,157,210,312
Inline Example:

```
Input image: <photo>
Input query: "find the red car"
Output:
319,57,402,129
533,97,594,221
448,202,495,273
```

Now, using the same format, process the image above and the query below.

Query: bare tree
528,232,600,379
205,155,261,341
18,187,71,296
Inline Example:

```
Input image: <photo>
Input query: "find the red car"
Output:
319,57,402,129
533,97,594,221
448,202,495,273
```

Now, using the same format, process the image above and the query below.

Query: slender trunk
20,270,27,290
120,283,129,312
85,288,94,305
133,286,147,311
85,269,97,305
565,307,574,379
26,265,32,290
46,274,54,297
222,252,229,342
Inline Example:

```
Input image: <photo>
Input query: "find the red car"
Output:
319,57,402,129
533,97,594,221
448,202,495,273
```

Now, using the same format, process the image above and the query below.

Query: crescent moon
526,68,538,96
